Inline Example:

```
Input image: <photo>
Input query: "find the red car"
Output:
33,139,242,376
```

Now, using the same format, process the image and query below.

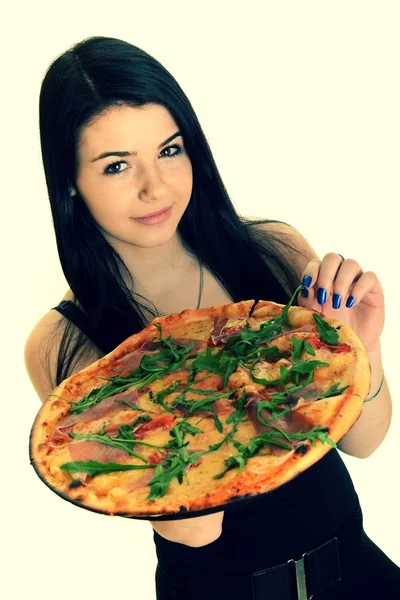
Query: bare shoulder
24,298,103,404
245,217,319,264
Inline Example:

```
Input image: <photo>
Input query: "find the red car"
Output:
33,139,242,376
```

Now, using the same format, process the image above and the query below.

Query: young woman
24,36,399,599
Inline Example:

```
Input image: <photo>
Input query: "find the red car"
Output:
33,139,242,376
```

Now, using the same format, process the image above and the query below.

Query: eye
103,161,128,176
103,143,184,176
160,143,183,158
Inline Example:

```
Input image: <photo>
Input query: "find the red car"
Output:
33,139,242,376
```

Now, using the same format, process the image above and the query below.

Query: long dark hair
39,36,307,388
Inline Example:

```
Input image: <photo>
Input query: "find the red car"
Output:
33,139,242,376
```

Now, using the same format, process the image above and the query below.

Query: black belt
251,501,363,600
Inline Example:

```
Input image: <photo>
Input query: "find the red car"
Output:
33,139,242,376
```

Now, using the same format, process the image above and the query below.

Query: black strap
251,501,363,599
52,300,104,351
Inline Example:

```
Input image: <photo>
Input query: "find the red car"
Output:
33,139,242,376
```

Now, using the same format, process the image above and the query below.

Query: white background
2,1,399,599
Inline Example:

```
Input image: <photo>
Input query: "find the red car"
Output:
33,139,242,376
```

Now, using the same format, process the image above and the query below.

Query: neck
105,232,196,299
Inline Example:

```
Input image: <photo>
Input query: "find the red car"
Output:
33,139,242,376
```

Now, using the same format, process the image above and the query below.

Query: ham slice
141,338,204,352
109,338,204,377
122,449,168,491
245,392,315,455
68,440,130,462
269,323,316,343
284,383,324,408
246,393,314,436
209,317,245,345
50,336,203,447
124,469,157,491
213,398,232,415
108,349,160,377
49,389,139,445
210,319,316,349
210,317,228,344
67,450,159,490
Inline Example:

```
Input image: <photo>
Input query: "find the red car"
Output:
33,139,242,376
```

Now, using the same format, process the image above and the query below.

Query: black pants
155,531,400,599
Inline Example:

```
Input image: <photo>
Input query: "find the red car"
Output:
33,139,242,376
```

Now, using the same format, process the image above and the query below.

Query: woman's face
74,103,193,249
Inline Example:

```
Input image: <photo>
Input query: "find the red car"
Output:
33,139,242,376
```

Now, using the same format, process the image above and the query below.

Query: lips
134,206,171,219
130,205,173,226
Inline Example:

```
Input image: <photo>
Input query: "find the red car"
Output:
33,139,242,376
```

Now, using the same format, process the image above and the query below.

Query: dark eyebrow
90,131,182,162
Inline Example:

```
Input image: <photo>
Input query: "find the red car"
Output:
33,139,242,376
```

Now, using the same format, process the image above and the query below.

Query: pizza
30,285,371,520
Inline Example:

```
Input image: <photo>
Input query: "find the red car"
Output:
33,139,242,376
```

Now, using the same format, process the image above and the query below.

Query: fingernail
346,295,355,308
317,288,327,305
332,293,341,309
302,275,312,288
301,288,309,298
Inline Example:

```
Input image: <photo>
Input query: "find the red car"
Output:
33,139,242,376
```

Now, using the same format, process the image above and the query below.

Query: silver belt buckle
287,553,312,600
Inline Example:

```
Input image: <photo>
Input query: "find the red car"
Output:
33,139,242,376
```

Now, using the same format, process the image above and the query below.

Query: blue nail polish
346,295,355,308
302,275,312,288
301,288,309,298
332,293,341,309
317,288,327,305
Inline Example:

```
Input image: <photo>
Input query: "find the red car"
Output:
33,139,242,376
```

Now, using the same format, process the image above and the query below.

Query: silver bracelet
364,372,385,403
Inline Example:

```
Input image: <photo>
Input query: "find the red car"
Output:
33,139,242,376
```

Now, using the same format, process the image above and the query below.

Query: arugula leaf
69,336,196,414
189,347,239,389
153,382,181,413
114,397,145,411
60,460,158,477
210,413,224,433
207,391,248,451
146,420,205,500
185,387,218,395
256,401,292,424
249,358,329,387
190,347,232,376
222,358,240,389
304,340,316,356
147,449,198,500
225,390,248,426
316,383,349,399
313,314,339,346
118,414,152,431
164,420,204,449
213,425,336,480
223,321,282,356
69,430,149,462
290,360,330,375
152,325,196,360
172,388,239,415
146,393,250,500
280,284,305,326
267,425,337,448
258,345,286,361
213,436,290,480
291,336,305,363
213,454,247,478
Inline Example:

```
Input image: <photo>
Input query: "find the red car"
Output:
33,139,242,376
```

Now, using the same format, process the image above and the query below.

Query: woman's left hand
297,252,385,353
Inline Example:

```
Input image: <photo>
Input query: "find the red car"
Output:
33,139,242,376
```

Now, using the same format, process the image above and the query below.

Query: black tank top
52,300,359,574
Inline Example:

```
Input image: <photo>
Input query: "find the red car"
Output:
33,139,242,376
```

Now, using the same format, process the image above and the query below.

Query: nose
138,165,168,203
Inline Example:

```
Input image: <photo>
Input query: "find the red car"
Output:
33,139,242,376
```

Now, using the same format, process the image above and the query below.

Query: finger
336,271,380,309
326,258,363,308
297,258,322,308
299,253,347,306
318,257,363,307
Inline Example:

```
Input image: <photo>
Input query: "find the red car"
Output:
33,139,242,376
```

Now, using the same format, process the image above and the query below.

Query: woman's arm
150,510,224,547
335,342,392,458
258,221,392,459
